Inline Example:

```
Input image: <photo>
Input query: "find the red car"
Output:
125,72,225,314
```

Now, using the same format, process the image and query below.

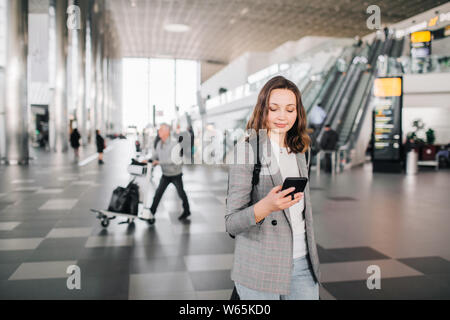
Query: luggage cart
91,161,155,228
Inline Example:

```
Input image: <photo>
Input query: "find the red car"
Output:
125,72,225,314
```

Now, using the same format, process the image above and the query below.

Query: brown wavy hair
246,76,310,153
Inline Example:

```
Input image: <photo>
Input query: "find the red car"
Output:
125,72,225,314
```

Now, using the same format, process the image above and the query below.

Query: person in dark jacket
96,130,105,165
320,124,339,173
187,126,195,163
70,128,81,159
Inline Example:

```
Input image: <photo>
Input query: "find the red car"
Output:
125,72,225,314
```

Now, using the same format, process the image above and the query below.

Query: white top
269,137,308,259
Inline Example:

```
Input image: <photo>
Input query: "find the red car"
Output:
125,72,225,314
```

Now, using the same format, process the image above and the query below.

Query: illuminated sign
374,78,402,97
411,31,432,43
428,16,438,27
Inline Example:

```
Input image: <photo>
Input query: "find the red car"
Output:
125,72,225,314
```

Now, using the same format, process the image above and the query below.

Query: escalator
324,35,406,168
221,39,362,160
304,45,359,115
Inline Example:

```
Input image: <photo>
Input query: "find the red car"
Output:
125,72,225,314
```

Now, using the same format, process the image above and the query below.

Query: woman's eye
269,108,277,112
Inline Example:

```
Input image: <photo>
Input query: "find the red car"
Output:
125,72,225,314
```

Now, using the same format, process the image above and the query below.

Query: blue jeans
235,255,319,300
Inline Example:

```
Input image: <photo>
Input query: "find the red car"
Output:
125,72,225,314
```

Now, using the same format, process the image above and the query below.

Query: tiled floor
0,139,449,299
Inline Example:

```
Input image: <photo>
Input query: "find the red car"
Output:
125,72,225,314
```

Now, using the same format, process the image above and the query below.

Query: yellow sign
411,31,431,43
374,78,402,97
428,16,438,27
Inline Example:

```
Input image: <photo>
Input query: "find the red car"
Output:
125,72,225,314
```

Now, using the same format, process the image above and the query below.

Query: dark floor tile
0,278,80,300
129,256,187,274
323,275,450,300
0,276,128,300
0,202,15,211
80,246,135,261
381,275,450,299
76,258,131,277
190,269,234,291
398,256,450,275
36,237,88,250
0,250,34,264
0,228,53,239
54,215,97,228
322,279,391,300
0,263,21,281
180,233,235,256
318,246,391,263
425,274,450,290
131,244,187,260
13,220,57,230
25,246,85,263
317,245,338,263
79,275,129,299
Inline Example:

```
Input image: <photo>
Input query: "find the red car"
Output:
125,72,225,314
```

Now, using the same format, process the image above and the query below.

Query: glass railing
396,55,450,74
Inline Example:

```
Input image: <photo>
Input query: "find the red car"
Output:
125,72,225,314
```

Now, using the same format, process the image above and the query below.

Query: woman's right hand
254,186,303,223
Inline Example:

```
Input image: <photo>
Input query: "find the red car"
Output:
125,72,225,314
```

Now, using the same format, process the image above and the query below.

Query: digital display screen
372,78,403,161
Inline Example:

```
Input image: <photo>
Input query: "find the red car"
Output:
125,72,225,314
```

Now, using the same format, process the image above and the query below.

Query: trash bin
406,150,418,175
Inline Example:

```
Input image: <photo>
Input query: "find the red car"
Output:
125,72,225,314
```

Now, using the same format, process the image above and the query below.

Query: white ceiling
30,0,447,81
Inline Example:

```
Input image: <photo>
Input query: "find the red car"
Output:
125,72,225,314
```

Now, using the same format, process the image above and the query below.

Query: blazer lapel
296,152,306,178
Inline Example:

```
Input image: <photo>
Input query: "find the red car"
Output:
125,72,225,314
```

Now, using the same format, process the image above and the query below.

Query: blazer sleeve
225,161,258,237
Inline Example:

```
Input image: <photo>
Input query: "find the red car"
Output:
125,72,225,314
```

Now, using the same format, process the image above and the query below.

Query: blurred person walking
147,124,191,224
319,124,339,173
187,126,195,163
70,128,81,160
308,102,326,131
96,130,106,165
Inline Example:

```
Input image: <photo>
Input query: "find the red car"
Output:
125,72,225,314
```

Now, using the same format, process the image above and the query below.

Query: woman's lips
275,123,287,128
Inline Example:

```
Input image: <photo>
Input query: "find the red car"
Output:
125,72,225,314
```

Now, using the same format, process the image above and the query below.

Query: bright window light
123,58,199,130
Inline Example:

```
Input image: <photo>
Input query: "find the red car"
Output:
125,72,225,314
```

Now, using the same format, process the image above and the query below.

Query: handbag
108,181,139,214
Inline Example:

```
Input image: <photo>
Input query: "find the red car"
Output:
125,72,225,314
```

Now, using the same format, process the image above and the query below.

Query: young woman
225,76,321,300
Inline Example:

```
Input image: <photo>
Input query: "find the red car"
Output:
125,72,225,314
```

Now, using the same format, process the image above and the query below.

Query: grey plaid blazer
225,132,321,295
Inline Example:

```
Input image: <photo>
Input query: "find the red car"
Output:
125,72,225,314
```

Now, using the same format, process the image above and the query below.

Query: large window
176,59,199,113
122,58,150,131
149,58,175,124
122,58,199,131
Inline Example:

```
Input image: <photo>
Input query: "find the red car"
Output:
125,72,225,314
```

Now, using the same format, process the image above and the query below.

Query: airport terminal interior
0,0,450,300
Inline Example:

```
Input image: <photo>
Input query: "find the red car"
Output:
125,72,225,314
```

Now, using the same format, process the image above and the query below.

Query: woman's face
266,89,298,135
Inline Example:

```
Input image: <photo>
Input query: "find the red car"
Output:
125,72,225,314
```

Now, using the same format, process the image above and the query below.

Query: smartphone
282,177,308,200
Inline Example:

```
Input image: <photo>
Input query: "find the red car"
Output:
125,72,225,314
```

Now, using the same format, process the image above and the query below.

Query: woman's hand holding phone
254,185,303,223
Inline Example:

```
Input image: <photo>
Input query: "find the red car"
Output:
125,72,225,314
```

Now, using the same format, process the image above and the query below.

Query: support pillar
52,0,69,153
4,0,29,164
